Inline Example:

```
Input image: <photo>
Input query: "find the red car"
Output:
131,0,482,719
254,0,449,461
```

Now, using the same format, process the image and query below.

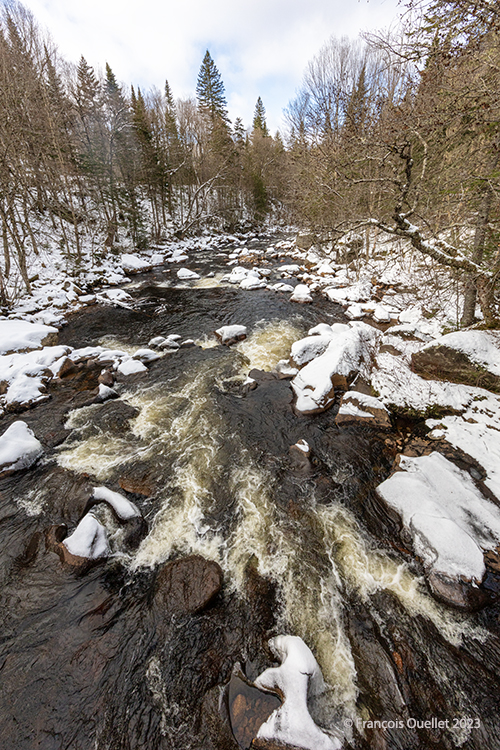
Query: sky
19,0,402,134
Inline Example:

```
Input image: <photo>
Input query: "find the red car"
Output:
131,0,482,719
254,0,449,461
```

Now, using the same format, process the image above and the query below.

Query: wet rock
119,463,155,496
228,669,282,750
248,369,279,382
153,555,223,616
335,392,391,430
98,369,114,386
427,570,491,610
91,399,139,434
57,357,80,378
288,440,313,475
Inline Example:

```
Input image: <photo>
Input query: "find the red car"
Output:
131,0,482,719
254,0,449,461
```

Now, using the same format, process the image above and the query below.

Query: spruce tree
252,96,269,136
196,50,229,123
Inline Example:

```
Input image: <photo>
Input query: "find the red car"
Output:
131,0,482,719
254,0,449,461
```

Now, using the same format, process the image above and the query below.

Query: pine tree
252,96,269,136
196,50,229,123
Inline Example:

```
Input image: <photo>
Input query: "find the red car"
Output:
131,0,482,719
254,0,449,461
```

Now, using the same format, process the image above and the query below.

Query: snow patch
0,421,43,474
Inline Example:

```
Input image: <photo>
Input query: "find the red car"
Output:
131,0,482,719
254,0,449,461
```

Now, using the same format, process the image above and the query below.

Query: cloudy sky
20,0,402,133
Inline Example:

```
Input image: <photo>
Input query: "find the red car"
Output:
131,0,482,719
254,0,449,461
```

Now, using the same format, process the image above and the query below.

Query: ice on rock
255,635,341,750
177,268,200,280
92,486,141,520
377,452,500,582
62,513,110,560
0,319,58,355
290,284,313,303
0,421,43,475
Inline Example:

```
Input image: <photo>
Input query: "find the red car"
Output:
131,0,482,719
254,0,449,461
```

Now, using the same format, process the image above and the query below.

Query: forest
0,0,499,325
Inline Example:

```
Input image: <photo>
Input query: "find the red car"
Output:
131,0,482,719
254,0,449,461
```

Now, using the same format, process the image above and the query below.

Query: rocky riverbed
1,231,500,749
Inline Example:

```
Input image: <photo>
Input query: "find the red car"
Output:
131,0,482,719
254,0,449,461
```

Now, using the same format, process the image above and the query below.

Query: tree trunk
461,148,498,326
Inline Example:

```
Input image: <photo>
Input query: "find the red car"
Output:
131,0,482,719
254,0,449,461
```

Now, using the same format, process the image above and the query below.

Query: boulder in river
216,325,248,346
335,391,391,429
0,421,43,476
153,555,223,616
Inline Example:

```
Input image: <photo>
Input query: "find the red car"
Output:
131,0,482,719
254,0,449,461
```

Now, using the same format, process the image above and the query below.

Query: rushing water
1,239,500,750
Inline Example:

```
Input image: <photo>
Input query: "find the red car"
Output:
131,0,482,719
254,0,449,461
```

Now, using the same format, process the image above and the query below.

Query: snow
177,268,200,280
92,486,141,520
426,393,500,501
290,284,313,303
132,348,161,363
62,513,110,559
255,635,340,750
103,288,133,303
291,323,380,414
377,452,500,582
270,282,294,293
120,253,151,272
0,319,58,355
338,392,388,419
215,325,247,344
97,384,118,401
117,358,148,376
422,329,500,377
324,279,372,303
0,421,43,474
239,275,266,290
293,439,310,453
0,345,71,408
290,331,335,367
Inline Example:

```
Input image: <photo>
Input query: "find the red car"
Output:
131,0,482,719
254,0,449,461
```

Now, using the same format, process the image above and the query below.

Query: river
1,235,500,750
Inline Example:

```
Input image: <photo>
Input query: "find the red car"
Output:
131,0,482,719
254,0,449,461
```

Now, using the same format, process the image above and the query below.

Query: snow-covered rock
0,319,58,355
270,282,294,293
177,268,200,280
290,284,313,303
132,348,161,363
372,304,392,323
215,325,247,346
377,452,500,585
291,323,380,414
120,253,151,272
290,326,336,368
97,383,119,402
62,513,110,560
255,635,340,750
0,421,43,476
103,288,133,303
336,391,391,429
324,279,372,303
117,358,148,376
92,486,141,521
239,275,266,290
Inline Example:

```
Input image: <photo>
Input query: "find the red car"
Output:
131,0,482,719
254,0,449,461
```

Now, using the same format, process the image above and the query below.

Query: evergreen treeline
1,0,499,323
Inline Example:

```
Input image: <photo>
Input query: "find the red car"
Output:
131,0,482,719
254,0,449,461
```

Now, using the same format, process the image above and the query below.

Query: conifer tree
196,50,229,124
252,96,269,136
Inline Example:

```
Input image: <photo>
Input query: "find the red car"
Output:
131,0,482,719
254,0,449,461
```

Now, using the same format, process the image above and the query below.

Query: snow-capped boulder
291,322,379,414
377,452,500,607
92,486,141,521
61,514,110,564
240,275,266,290
270,282,294,293
290,325,337,368
412,329,500,393
0,319,58,355
116,358,148,376
177,268,200,280
215,325,247,346
290,284,313,303
0,421,43,476
254,635,340,750
132,348,161,363
120,253,151,272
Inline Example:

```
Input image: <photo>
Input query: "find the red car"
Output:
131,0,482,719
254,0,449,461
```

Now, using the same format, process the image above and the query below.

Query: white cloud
20,0,401,132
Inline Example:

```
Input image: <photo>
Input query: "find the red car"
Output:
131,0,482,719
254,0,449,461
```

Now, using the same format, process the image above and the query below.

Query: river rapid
1,234,500,750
